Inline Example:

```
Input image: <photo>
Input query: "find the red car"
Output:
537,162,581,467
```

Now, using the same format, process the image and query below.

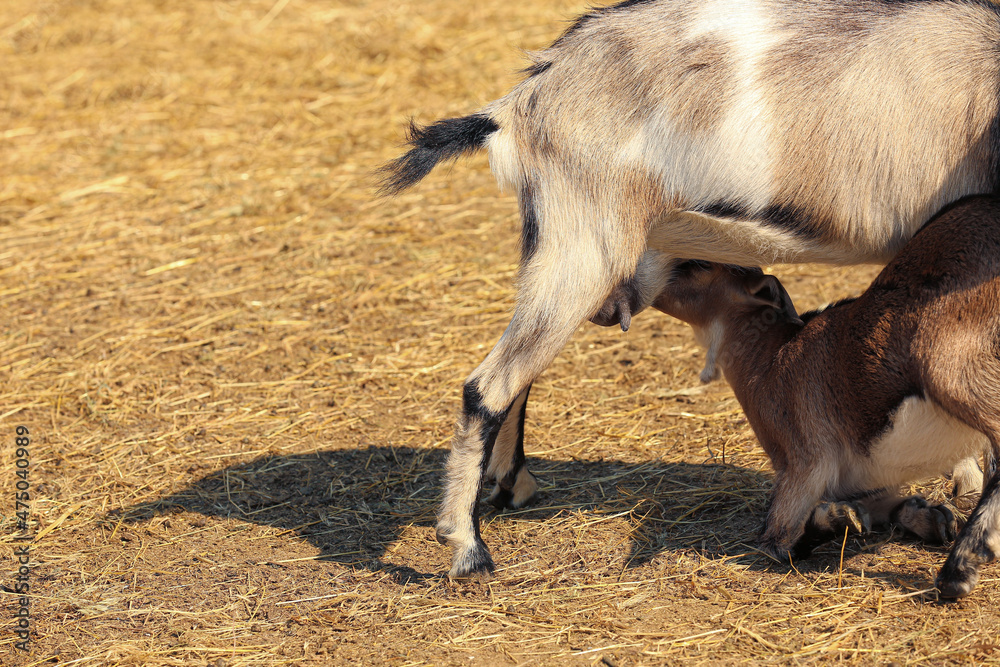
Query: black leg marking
463,498,496,578
519,182,539,265
499,385,529,488
463,381,506,424
436,381,513,578
488,488,515,510
937,471,1000,599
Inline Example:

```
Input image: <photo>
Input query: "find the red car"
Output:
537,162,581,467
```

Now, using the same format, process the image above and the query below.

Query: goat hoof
932,504,962,543
448,541,496,581
487,486,515,510
894,497,961,544
758,538,793,563
936,569,979,600
817,501,871,535
937,547,986,600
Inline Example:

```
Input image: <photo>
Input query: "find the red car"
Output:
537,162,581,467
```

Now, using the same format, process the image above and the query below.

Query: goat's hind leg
436,224,632,578
485,384,538,510
886,495,961,544
828,489,962,545
938,436,1000,599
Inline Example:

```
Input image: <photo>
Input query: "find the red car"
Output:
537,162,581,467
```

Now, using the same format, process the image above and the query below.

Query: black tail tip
375,146,439,196
376,114,499,196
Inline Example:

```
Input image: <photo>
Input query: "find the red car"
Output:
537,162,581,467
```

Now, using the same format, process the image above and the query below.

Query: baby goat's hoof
893,497,961,544
792,501,870,559
812,500,871,535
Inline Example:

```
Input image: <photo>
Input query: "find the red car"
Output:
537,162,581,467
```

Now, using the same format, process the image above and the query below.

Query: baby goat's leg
485,384,538,510
839,490,962,544
938,437,1000,599
759,462,836,561
790,490,962,559
887,495,962,544
952,456,984,499
792,501,871,559
436,201,638,578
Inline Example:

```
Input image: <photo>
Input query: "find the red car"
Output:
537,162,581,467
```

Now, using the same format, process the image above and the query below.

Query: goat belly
842,397,986,492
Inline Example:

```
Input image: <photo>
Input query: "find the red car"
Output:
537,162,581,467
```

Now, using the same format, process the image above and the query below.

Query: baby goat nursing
653,196,1000,599
381,0,1000,578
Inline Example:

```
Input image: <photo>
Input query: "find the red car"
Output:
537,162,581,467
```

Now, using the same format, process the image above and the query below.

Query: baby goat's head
652,261,803,382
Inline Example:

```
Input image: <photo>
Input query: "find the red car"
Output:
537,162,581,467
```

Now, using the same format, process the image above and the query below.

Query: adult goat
380,0,1000,578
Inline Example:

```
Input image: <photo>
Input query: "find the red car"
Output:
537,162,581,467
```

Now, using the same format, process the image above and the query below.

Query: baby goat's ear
748,274,804,326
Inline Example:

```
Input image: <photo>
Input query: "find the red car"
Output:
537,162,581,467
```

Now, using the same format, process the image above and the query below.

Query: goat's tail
377,114,499,195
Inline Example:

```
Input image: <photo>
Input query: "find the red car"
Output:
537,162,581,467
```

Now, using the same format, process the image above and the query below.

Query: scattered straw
2,0,1000,664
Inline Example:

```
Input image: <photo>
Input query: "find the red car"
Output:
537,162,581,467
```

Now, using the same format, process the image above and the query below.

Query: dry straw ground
2,0,1000,664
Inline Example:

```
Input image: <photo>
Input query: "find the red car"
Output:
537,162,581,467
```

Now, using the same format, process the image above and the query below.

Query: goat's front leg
791,500,871,559
758,463,835,561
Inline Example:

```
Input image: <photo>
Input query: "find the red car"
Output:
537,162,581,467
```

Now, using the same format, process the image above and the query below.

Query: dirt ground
3,0,1000,664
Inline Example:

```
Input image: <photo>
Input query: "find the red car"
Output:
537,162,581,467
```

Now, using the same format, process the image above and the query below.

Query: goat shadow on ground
112,446,942,591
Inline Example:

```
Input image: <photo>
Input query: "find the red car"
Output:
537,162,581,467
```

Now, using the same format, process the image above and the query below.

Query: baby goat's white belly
844,397,986,492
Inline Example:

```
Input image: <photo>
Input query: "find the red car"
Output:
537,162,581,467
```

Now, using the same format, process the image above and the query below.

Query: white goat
652,195,1000,599
380,0,1000,578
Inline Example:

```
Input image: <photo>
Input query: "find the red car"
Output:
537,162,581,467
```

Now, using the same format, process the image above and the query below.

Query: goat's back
486,0,1000,263
875,196,1000,295
902,197,1000,437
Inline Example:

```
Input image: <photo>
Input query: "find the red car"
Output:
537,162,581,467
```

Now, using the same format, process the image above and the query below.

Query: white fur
696,319,725,383
686,0,779,208
953,456,984,497
485,130,521,192
843,397,987,495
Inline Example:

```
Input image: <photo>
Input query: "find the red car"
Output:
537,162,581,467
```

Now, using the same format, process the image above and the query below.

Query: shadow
110,446,926,586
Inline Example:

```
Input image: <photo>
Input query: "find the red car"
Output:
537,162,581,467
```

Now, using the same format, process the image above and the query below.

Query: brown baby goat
652,196,1000,599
